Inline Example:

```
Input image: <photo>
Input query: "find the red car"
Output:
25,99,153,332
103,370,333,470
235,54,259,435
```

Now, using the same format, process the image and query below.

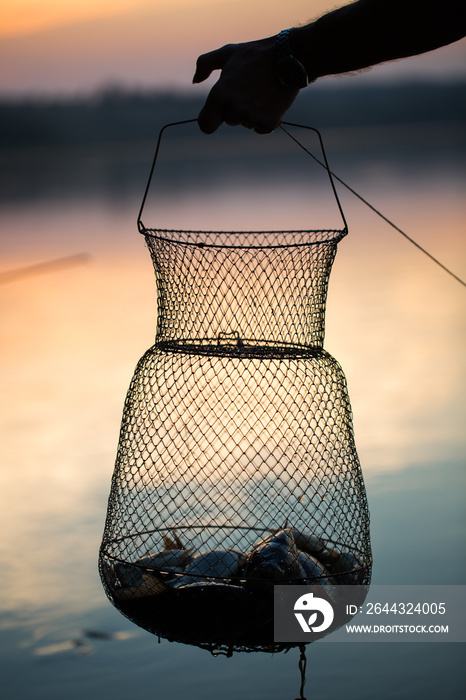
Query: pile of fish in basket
102,525,365,652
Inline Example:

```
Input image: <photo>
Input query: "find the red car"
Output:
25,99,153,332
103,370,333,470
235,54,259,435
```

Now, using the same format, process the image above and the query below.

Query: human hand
193,36,300,134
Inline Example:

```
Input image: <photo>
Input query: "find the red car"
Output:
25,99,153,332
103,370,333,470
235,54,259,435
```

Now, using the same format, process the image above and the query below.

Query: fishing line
280,124,466,288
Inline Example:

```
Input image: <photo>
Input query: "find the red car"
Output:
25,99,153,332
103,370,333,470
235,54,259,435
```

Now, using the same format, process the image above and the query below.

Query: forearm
291,0,466,81
193,0,466,133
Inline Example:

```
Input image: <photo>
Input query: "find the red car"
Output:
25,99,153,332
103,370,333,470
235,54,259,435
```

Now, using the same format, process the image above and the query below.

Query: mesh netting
145,228,341,349
99,223,372,655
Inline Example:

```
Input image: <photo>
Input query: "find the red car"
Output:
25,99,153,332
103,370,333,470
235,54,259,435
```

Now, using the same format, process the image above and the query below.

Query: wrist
288,24,325,83
275,28,311,91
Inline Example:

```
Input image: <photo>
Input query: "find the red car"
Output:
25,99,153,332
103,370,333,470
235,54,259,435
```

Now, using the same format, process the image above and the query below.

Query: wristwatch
275,28,309,91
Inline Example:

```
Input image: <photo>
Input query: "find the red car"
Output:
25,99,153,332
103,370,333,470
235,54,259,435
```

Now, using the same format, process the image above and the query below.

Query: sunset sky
1,0,465,96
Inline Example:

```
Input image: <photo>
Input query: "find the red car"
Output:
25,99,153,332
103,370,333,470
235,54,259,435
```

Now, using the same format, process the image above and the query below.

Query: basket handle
137,119,347,234
281,121,348,233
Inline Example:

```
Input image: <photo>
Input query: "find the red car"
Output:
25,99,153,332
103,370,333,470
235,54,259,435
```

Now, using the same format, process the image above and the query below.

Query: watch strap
275,28,309,90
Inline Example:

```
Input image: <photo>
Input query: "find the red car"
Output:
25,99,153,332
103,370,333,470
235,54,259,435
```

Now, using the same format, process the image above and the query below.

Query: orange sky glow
1,1,176,37
0,0,464,96
1,0,329,38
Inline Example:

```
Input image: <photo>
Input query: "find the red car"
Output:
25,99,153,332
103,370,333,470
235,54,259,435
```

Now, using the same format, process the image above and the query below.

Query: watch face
276,56,309,91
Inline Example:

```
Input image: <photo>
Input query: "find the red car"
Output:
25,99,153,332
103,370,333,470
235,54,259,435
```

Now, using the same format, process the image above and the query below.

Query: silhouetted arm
293,0,466,78
193,0,466,133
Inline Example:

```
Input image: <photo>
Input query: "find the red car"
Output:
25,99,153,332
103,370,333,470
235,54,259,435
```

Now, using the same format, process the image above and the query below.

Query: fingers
197,95,270,134
193,38,297,135
254,126,274,135
196,76,281,134
192,45,234,84
193,78,222,133
197,102,225,134
197,95,278,135
198,90,279,134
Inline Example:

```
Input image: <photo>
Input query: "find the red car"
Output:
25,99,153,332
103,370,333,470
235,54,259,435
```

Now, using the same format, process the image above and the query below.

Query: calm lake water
1,122,465,699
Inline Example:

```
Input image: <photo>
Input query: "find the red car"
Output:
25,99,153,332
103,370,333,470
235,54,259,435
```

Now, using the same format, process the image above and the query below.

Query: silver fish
187,549,245,577
113,572,171,601
330,551,364,584
244,529,302,591
290,529,326,555
114,547,192,589
162,531,185,550
172,549,245,588
114,562,145,588
136,549,193,573
315,546,341,569
297,552,334,585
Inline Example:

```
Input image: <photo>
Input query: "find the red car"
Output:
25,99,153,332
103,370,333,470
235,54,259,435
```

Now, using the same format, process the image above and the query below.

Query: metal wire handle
137,119,348,235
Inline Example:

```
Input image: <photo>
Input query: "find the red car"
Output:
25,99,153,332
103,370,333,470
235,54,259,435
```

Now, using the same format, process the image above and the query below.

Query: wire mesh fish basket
99,121,372,654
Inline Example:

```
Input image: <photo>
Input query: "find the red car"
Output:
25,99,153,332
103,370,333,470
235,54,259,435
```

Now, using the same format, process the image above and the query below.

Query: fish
328,550,364,584
136,549,193,573
243,529,302,591
114,552,184,588
297,551,334,585
287,531,364,585
172,549,245,588
315,546,341,568
114,543,192,589
114,562,146,588
134,530,193,574
113,572,171,601
163,531,185,550
289,529,326,555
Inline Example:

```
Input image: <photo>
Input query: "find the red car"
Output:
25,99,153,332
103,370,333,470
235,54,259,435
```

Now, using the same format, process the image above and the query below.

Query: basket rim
139,225,348,249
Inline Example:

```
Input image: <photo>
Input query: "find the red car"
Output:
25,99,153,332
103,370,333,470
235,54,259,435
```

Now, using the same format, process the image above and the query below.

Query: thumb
192,44,234,83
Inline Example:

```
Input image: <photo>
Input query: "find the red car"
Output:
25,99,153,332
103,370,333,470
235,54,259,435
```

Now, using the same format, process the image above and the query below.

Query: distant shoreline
1,81,465,150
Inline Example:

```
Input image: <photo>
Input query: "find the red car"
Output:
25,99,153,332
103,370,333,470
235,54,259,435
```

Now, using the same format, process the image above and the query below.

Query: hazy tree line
1,81,465,149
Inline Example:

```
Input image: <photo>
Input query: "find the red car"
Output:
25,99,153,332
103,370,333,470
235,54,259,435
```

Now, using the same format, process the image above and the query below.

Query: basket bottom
116,583,280,652
106,579,369,654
